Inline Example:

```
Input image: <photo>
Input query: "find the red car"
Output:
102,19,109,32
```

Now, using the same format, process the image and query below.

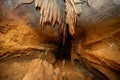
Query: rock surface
0,0,120,80
72,11,120,80
71,0,120,80
23,59,67,80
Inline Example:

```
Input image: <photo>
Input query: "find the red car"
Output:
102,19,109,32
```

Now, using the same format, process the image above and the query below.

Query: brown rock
23,59,67,80
71,19,120,80
0,0,120,80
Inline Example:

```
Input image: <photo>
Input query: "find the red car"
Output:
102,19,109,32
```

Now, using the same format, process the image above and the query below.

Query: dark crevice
56,24,72,60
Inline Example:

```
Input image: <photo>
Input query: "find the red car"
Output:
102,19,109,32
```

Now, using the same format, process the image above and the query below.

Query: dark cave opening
56,24,73,60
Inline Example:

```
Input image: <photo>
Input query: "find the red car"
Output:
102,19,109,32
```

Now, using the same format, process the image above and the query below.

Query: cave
0,0,120,80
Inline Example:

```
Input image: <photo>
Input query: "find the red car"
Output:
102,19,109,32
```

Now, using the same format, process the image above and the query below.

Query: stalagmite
23,59,67,80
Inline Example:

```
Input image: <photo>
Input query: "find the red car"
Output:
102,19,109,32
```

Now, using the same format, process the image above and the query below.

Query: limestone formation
71,18,120,80
14,0,84,41
0,0,120,80
23,59,67,80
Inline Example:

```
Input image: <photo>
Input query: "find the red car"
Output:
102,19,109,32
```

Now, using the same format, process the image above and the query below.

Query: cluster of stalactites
35,0,82,36
66,0,82,35
14,0,83,43
15,0,82,36
35,0,66,28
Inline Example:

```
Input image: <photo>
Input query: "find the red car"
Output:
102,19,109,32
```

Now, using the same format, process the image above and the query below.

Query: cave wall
0,0,120,80
71,0,120,80
0,0,60,58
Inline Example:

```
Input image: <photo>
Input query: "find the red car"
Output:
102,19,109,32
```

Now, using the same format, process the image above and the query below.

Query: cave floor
0,53,92,80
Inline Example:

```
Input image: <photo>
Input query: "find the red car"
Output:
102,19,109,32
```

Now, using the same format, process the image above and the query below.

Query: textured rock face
0,0,120,80
71,0,120,80
80,19,120,80
23,59,67,80
0,0,59,61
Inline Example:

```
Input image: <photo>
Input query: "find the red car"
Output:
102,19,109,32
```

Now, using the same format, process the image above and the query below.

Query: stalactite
35,0,65,27
14,0,84,42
